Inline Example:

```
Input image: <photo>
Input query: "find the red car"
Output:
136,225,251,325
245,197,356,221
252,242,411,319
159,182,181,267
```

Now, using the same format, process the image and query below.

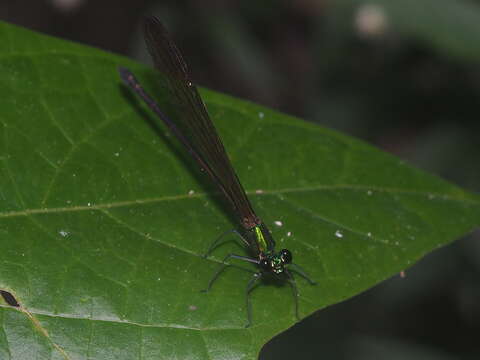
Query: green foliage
0,21,478,360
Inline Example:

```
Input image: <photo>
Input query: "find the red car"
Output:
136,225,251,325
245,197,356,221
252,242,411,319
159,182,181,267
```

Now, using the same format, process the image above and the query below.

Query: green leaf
0,21,478,360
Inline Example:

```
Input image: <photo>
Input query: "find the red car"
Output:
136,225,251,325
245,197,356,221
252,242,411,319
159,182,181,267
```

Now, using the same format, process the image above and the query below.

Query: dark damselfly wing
142,17,262,232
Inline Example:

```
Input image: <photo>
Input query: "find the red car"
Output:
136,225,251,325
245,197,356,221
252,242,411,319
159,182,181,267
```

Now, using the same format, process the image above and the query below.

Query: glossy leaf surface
0,21,478,360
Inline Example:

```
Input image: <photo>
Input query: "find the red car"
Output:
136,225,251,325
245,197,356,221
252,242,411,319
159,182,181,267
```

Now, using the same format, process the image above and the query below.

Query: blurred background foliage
2,0,479,358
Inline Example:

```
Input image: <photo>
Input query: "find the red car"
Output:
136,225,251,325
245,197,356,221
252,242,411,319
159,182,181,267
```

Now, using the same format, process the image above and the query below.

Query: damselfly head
260,249,293,274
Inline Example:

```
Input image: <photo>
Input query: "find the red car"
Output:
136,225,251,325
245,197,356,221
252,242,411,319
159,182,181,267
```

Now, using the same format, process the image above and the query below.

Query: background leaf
0,21,478,360
360,0,480,61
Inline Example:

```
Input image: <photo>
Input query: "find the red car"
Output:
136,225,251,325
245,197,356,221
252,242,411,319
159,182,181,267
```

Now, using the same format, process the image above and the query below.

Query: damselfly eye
260,259,270,271
280,249,292,264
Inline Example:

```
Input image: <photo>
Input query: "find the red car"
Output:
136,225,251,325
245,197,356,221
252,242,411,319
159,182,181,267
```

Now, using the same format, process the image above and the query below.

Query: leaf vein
1,184,476,220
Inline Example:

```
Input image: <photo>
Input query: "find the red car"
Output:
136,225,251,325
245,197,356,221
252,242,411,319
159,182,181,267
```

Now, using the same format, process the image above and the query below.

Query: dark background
3,0,479,358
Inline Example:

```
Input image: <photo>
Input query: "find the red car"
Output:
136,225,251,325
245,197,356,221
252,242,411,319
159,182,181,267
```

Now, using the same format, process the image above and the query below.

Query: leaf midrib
0,183,476,219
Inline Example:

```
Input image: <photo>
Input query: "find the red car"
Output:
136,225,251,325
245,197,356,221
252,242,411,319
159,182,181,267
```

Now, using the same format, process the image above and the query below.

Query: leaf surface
0,21,478,360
